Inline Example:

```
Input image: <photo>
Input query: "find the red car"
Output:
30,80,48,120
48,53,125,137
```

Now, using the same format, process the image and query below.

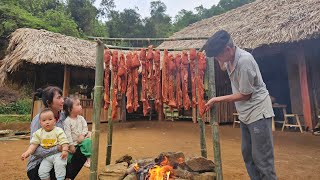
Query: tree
174,9,199,31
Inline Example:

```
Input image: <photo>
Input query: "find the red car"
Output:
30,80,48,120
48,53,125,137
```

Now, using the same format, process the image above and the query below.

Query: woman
27,86,87,180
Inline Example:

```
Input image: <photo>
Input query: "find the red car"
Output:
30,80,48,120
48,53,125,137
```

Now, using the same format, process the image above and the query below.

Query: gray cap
203,30,231,57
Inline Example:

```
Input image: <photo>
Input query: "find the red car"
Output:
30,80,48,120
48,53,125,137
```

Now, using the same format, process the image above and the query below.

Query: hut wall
285,50,304,116
305,40,320,126
214,60,235,123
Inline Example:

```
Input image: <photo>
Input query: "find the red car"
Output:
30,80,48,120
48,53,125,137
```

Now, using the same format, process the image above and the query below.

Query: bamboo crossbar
88,36,209,42
104,44,201,51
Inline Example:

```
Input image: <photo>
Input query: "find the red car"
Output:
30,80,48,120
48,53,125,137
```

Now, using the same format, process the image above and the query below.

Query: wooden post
195,55,207,158
90,40,104,180
207,58,223,180
106,69,113,165
296,46,313,130
63,65,70,97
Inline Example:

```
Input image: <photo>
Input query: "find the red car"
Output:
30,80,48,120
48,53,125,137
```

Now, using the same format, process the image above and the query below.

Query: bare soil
0,121,319,180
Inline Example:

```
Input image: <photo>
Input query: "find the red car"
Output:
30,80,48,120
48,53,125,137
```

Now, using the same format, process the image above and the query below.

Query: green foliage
0,98,32,115
0,114,30,122
42,9,80,37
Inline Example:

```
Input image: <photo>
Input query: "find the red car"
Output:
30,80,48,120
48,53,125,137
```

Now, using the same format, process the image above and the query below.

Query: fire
148,165,173,180
148,156,173,180
133,163,140,172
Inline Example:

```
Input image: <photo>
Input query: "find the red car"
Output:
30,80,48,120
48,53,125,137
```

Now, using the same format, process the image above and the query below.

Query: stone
115,154,133,165
185,157,215,172
193,172,216,180
157,152,186,167
173,167,195,179
99,162,128,180
123,173,138,180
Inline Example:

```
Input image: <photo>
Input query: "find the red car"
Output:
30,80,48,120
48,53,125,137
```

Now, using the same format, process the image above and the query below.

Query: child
63,97,92,168
21,108,69,180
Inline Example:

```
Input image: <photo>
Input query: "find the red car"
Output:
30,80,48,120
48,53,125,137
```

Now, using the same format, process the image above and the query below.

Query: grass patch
0,114,31,123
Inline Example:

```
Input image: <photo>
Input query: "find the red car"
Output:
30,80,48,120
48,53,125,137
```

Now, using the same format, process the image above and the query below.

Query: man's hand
77,134,85,144
60,150,68,160
69,145,76,154
205,97,219,112
57,145,62,152
21,151,30,161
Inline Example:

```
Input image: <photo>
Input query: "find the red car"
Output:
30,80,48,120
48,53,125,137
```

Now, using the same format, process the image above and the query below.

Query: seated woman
27,86,87,180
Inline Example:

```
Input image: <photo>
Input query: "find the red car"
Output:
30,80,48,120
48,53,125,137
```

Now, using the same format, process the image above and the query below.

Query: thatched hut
159,0,320,130
0,28,110,122
0,28,96,89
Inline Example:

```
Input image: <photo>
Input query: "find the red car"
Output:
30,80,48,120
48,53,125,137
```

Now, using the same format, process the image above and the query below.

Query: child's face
40,111,56,131
71,99,82,116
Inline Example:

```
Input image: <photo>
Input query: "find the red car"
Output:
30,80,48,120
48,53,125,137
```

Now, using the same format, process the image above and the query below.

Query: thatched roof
0,28,97,84
158,0,320,50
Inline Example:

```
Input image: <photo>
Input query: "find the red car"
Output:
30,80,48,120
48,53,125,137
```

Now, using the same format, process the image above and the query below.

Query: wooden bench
232,113,240,128
282,114,304,133
233,113,276,131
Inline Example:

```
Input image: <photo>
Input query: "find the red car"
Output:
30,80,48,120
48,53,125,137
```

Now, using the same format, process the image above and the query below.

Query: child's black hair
63,97,78,117
39,108,54,120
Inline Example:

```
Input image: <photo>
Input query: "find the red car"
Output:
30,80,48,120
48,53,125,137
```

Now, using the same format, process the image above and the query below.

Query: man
204,30,277,180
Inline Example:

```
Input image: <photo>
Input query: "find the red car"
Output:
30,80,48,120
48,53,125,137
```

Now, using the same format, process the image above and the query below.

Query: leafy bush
0,114,30,123
0,98,32,114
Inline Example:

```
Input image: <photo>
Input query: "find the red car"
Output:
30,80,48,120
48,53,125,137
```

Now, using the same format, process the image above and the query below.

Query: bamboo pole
90,40,104,180
207,58,223,180
106,70,113,165
88,36,209,42
104,44,200,51
195,55,207,158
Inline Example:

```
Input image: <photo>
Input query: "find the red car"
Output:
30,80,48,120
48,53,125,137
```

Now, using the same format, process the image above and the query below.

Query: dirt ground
0,121,319,180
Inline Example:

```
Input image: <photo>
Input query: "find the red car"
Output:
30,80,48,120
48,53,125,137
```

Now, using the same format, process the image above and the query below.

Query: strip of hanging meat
126,52,134,113
181,51,191,110
168,54,177,109
162,49,169,104
140,48,151,116
146,45,155,98
175,54,182,110
118,53,127,96
111,50,119,120
190,48,197,108
154,49,161,112
132,52,140,112
103,49,111,110
197,52,207,118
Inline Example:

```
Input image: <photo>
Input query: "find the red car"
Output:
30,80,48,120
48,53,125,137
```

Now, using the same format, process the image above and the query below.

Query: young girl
63,97,92,168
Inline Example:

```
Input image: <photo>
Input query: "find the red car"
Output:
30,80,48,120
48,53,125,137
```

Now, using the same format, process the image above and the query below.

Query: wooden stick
207,58,223,180
90,40,104,180
106,70,114,165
